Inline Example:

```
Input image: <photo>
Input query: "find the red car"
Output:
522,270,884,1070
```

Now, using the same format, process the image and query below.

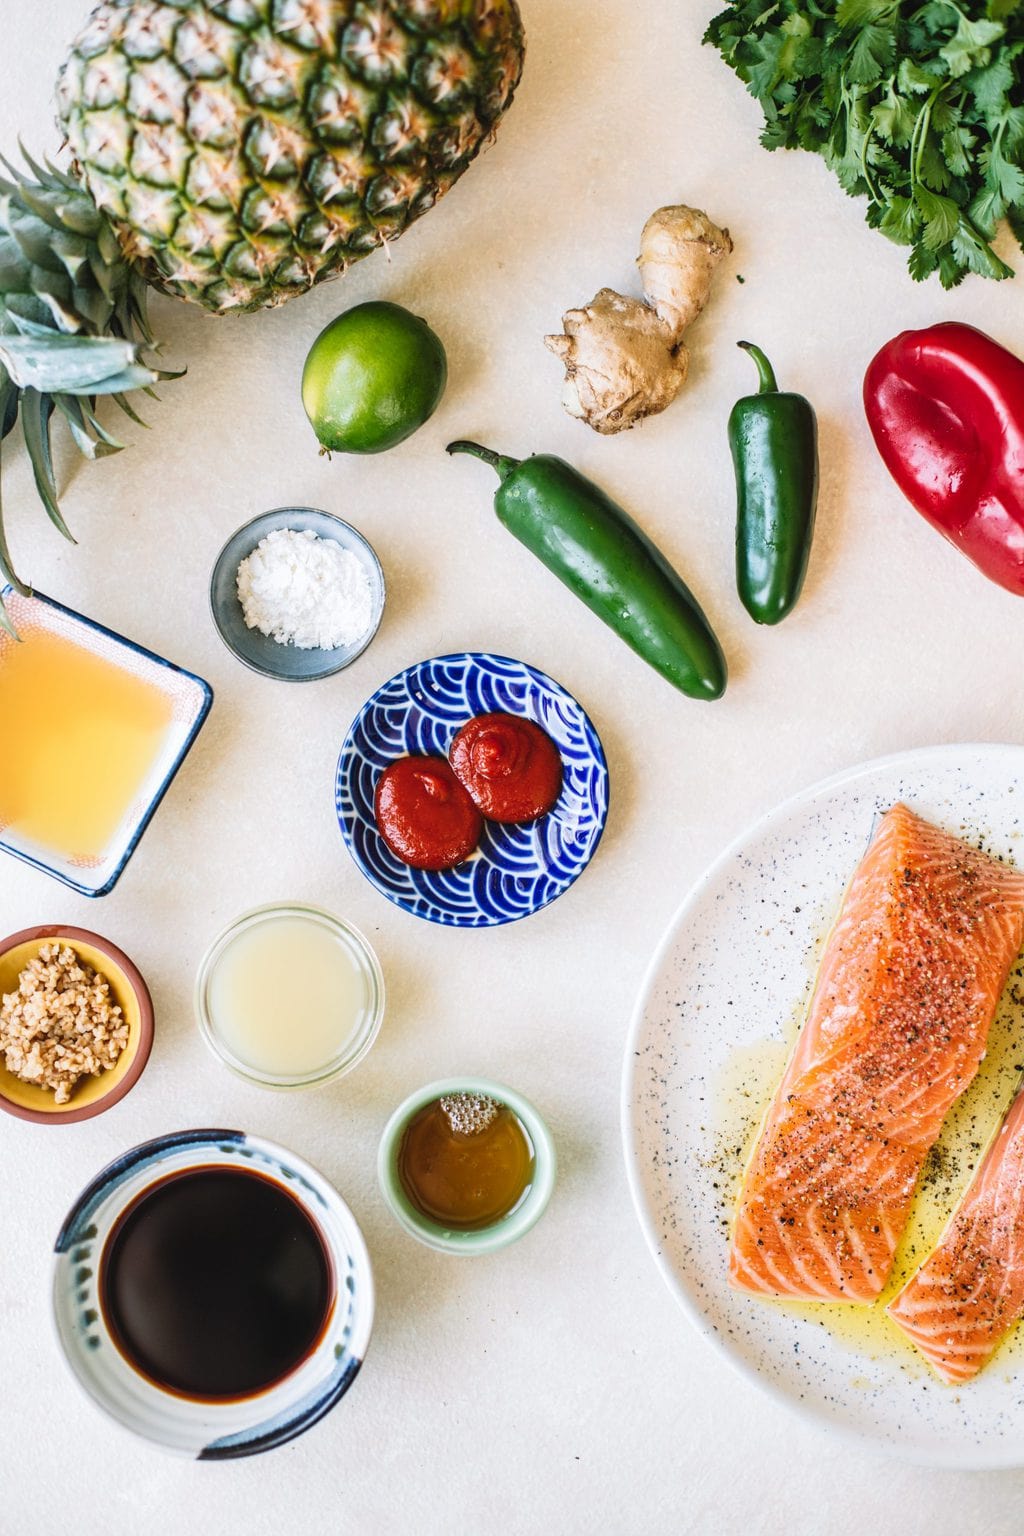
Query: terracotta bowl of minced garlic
0,927,153,1124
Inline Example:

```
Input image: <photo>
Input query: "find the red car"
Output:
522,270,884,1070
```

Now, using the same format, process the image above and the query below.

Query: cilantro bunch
704,0,1024,286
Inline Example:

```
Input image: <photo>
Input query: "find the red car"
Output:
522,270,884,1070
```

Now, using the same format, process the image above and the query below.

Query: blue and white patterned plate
335,653,609,927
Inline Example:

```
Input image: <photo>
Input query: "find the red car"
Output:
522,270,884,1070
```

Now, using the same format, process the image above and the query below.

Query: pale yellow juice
207,914,372,1079
0,628,171,861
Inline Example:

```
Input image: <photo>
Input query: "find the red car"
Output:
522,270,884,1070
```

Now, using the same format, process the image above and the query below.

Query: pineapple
57,0,526,312
0,0,525,614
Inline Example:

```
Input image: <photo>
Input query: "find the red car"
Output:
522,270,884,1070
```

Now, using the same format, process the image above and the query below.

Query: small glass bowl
377,1077,557,1254
195,903,384,1090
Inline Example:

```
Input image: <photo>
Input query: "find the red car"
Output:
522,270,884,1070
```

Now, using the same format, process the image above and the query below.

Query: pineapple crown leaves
0,148,180,621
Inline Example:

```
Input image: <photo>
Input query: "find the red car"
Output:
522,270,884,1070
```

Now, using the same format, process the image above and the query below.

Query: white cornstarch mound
237,527,374,650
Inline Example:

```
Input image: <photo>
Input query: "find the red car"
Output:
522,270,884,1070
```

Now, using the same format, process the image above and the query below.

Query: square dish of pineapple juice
0,589,212,896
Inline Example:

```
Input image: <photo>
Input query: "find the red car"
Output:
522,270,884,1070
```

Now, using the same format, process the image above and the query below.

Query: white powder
237,527,374,650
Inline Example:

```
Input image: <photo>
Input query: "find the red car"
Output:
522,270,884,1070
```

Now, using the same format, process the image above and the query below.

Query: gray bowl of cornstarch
210,507,385,682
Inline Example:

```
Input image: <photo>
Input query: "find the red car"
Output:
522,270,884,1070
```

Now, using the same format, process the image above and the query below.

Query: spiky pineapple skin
57,0,525,313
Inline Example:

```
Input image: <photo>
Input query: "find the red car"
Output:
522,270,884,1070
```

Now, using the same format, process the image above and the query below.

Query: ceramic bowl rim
0,925,154,1124
209,507,386,683
194,902,385,1089
377,1076,557,1254
51,1128,375,1457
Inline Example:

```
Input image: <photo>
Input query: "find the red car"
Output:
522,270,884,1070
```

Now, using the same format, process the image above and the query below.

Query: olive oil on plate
714,964,1024,1377
0,625,172,864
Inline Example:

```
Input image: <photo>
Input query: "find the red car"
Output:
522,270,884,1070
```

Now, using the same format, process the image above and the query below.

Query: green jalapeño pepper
729,342,818,626
446,441,727,701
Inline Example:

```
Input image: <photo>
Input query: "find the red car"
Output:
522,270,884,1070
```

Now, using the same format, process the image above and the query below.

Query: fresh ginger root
545,205,733,434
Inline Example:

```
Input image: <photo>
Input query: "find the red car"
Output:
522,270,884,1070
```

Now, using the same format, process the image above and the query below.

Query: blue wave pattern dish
336,653,609,927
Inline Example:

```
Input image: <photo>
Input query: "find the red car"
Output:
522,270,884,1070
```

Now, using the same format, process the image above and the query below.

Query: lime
301,300,448,455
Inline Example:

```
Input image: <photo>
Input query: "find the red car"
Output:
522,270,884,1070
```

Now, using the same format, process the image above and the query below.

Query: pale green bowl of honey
377,1078,556,1255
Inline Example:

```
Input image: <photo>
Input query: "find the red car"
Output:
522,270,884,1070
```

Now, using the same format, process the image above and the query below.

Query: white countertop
4,3,1024,1531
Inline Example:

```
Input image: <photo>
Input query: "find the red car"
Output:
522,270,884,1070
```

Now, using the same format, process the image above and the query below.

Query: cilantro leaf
1003,106,1024,151
915,185,962,248
966,54,1015,112
919,136,953,190
980,140,1024,202
908,242,940,282
872,87,917,144
836,0,898,24
704,0,1024,285
951,221,1015,278
848,22,895,82
898,57,944,94
942,124,977,176
968,182,1006,233
937,245,969,287
940,15,1004,78
878,193,922,243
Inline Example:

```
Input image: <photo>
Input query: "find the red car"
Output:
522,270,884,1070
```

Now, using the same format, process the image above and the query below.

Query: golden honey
398,1095,535,1230
0,627,171,862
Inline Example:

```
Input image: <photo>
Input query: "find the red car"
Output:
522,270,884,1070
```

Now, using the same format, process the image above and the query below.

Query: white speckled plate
622,744,1024,1469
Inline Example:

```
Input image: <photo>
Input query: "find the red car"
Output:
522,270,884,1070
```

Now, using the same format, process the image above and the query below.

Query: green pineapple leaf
79,400,125,451
0,427,31,603
52,393,120,460
0,331,161,394
111,391,150,428
20,387,75,543
0,372,17,439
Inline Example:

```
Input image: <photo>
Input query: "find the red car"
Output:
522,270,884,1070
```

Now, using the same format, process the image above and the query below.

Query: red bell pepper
863,322,1024,597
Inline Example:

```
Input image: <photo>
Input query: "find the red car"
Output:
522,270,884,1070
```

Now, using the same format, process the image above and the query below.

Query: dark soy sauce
100,1165,334,1401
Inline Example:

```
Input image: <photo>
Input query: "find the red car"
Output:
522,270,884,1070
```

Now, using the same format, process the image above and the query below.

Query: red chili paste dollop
449,713,563,823
374,756,483,870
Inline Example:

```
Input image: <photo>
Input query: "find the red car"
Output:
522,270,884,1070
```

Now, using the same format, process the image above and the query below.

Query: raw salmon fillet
729,804,1024,1302
888,1087,1024,1382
